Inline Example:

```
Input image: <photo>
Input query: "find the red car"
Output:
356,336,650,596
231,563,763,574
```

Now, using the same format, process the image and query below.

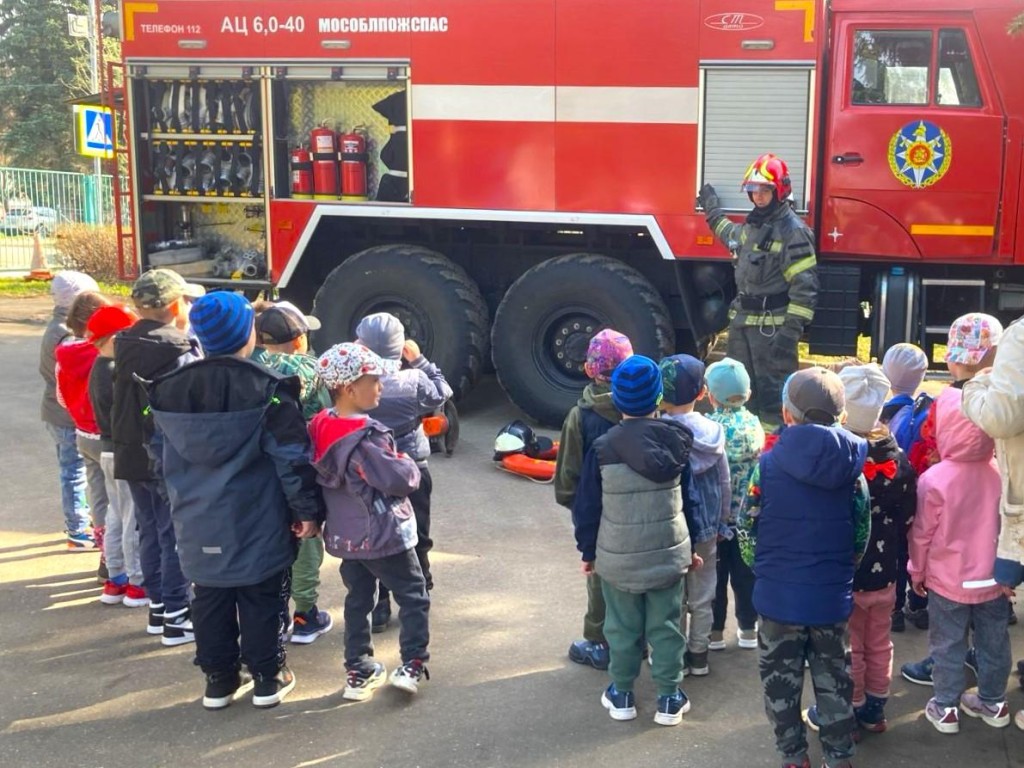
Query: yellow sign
124,2,159,42
74,105,114,160
775,0,815,42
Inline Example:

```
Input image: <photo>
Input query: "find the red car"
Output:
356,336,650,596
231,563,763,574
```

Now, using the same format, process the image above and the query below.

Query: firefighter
697,153,818,425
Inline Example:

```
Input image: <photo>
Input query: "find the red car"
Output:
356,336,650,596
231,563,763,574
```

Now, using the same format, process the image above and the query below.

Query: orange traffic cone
27,231,53,281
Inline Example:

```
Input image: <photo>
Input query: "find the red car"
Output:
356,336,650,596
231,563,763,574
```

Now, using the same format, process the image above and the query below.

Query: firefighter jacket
706,203,818,332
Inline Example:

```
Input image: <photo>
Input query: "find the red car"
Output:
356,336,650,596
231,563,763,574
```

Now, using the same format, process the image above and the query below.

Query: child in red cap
86,305,149,607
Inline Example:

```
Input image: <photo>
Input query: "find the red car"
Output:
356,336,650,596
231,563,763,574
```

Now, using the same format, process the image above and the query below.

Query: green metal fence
0,166,115,272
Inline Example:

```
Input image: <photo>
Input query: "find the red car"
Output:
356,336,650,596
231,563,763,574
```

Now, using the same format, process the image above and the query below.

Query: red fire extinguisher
340,127,369,201
289,146,313,199
310,122,340,200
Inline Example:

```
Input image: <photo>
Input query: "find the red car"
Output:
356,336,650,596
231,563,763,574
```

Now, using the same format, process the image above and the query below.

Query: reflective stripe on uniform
734,311,789,326
715,219,733,239
788,303,814,321
783,255,817,283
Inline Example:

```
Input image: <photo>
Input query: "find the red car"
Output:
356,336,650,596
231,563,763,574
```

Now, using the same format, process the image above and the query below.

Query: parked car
0,207,60,236
33,207,60,236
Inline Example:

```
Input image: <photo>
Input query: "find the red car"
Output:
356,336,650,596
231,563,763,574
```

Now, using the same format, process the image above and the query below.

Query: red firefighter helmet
741,153,792,201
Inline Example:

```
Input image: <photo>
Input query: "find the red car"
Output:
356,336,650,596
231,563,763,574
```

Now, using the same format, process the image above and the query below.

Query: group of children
558,315,1023,768
41,268,452,709
38,267,1024,749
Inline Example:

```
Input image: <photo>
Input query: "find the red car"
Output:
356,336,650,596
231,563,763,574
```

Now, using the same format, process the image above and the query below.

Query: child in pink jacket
908,389,1010,735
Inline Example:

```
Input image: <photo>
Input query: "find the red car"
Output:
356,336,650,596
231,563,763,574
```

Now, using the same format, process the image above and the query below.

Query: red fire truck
108,0,1024,425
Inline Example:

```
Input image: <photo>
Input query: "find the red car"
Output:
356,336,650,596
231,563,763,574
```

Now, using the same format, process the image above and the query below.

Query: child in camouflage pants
738,368,870,768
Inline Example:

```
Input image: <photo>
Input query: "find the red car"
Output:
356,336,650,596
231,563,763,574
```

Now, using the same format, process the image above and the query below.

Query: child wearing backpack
705,358,765,651
880,343,930,452
880,343,930,633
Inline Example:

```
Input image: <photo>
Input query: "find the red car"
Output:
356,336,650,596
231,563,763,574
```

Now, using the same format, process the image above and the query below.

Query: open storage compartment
270,64,409,203
129,63,269,282
127,61,411,282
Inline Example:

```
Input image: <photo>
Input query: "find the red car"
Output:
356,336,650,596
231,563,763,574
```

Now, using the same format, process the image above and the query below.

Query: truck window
852,30,932,106
936,28,982,107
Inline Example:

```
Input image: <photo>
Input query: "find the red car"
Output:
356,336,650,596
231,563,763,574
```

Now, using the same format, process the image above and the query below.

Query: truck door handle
832,152,864,165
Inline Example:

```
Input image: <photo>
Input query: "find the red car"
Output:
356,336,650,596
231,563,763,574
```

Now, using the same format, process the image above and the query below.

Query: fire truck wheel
311,244,489,401
491,254,674,427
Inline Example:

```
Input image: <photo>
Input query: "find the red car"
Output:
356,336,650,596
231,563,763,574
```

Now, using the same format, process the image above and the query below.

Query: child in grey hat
356,312,453,631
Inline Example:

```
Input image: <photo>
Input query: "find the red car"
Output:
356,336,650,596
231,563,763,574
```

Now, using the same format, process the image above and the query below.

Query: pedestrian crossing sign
74,105,115,159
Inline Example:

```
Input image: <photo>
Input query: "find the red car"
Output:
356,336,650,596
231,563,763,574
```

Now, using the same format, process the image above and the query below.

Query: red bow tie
863,459,898,481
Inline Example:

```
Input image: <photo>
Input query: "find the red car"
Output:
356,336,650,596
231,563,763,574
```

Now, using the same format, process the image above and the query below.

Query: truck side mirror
102,11,121,40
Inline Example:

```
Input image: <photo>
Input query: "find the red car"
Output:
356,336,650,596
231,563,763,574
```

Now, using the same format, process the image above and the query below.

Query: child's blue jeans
45,423,90,535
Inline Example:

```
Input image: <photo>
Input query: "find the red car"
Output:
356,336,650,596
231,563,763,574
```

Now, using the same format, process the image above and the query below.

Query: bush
52,224,124,283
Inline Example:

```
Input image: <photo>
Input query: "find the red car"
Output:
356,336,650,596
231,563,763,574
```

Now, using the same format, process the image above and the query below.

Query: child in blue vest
739,367,870,768
573,356,698,726
555,329,632,670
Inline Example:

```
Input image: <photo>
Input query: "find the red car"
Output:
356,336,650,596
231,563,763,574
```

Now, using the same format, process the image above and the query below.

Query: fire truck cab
112,0,1024,425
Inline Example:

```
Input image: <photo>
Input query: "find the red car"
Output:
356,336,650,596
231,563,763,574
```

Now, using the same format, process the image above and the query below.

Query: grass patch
0,277,131,299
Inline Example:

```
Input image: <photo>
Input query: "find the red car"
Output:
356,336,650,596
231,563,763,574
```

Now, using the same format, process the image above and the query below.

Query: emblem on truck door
888,120,952,189
703,13,764,31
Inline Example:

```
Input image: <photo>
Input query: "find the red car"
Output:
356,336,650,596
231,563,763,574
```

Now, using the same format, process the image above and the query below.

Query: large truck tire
311,245,489,401
491,253,674,427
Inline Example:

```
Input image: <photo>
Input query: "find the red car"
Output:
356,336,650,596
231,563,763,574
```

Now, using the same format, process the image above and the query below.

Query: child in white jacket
961,317,1024,729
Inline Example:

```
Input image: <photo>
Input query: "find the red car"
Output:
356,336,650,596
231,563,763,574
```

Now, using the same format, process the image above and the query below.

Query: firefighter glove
775,320,803,347
697,184,721,215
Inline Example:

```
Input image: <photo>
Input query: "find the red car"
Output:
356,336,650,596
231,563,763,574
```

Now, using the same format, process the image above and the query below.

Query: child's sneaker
162,606,195,647
901,656,934,686
803,704,822,732
854,694,888,733
708,630,726,651
290,606,333,644
96,560,109,585
252,666,295,708
342,661,387,701
568,639,610,670
925,697,960,734
684,650,709,676
654,688,690,726
122,584,150,608
904,606,929,630
146,603,165,635
203,668,254,710
1015,709,1024,731
99,579,128,605
959,692,1010,728
390,659,430,694
738,627,758,649
890,610,905,633
782,759,810,768
67,530,96,550
601,683,637,721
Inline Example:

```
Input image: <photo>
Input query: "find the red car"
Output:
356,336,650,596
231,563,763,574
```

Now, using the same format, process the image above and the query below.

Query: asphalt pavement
1,309,1022,768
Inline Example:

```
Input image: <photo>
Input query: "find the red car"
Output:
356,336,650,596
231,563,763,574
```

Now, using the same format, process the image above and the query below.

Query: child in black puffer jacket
824,365,916,736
